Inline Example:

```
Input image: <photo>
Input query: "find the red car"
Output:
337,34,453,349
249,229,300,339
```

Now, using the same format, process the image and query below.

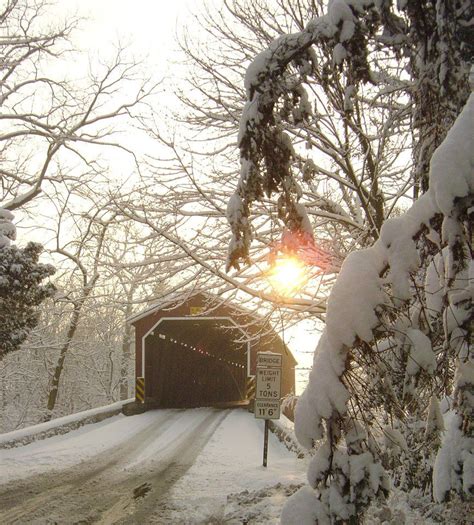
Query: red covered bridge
127,293,297,409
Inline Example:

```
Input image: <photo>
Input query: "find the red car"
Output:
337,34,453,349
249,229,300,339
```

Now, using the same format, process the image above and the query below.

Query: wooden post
263,419,269,467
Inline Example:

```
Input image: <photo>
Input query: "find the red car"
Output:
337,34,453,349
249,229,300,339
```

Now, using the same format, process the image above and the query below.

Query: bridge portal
128,293,296,409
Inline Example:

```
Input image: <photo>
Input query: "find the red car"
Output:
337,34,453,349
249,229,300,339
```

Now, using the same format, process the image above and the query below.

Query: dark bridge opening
144,318,248,408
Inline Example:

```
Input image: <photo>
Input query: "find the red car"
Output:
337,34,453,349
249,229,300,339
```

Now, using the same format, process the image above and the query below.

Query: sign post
255,352,282,467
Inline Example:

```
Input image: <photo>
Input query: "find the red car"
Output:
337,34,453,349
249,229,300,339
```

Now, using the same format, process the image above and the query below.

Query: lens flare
267,256,307,296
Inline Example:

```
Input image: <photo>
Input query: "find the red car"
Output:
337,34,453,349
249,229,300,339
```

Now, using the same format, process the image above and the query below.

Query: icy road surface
0,408,306,523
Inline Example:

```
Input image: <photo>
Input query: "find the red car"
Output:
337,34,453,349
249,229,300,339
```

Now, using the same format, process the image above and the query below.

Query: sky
20,0,202,245
67,0,201,65
53,0,318,393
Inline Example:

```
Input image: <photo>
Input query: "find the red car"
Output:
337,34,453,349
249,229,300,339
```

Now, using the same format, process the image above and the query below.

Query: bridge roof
128,292,298,369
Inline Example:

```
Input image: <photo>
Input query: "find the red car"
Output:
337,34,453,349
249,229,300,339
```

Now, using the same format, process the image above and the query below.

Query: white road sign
255,399,280,420
256,352,282,368
256,367,281,400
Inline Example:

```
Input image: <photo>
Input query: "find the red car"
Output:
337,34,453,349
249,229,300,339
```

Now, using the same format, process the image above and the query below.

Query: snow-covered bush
0,208,55,359
434,361,474,503
282,89,473,523
227,0,473,512
282,420,389,524
0,208,16,248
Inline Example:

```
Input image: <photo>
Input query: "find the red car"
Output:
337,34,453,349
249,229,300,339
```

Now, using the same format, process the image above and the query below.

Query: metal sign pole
263,419,269,467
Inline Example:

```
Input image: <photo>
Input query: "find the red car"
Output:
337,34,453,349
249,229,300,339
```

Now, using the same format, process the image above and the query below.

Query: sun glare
267,256,307,296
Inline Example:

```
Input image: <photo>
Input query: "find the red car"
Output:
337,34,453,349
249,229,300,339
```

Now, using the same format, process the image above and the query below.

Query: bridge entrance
144,318,247,407
128,293,297,409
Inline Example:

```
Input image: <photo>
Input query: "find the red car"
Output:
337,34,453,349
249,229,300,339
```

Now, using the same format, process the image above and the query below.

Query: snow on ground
160,409,307,523
0,408,308,524
0,409,179,483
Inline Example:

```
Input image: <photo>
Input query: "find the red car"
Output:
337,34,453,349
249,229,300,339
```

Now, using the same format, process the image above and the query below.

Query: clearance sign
255,352,282,419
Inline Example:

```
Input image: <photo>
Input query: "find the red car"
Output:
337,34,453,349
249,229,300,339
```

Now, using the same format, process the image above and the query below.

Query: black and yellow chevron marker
136,376,145,403
246,376,256,400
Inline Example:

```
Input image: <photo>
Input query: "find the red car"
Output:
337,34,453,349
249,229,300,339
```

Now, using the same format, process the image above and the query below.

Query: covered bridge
127,293,297,409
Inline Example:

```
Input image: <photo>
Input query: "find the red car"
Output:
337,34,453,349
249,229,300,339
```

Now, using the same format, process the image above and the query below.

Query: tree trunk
119,307,133,400
120,322,132,400
44,297,87,421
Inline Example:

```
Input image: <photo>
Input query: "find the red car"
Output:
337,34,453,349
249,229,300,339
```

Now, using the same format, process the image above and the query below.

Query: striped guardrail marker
136,376,145,403
246,376,256,400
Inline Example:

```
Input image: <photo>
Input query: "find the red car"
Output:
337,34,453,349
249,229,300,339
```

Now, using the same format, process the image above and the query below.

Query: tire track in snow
98,409,230,525
0,408,225,524
0,409,180,523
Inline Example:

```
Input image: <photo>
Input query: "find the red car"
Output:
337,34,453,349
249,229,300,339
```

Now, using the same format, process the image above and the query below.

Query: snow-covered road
0,408,306,523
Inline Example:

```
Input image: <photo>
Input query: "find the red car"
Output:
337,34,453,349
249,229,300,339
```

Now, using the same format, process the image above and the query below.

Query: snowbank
0,398,133,449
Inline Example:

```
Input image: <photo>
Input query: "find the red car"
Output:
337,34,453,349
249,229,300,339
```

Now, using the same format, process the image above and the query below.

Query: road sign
256,367,281,400
255,352,283,467
255,399,280,419
256,352,282,368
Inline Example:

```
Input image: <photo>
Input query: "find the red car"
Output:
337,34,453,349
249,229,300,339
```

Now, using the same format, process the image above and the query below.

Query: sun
267,256,307,296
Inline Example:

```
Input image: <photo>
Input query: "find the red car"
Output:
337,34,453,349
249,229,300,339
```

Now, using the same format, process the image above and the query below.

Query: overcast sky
66,0,200,67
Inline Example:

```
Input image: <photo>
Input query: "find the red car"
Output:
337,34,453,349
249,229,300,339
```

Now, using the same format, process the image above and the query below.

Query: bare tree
99,221,173,400
42,184,115,419
176,0,414,254
0,0,157,376
0,0,155,212
225,0,470,270
126,0,419,334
